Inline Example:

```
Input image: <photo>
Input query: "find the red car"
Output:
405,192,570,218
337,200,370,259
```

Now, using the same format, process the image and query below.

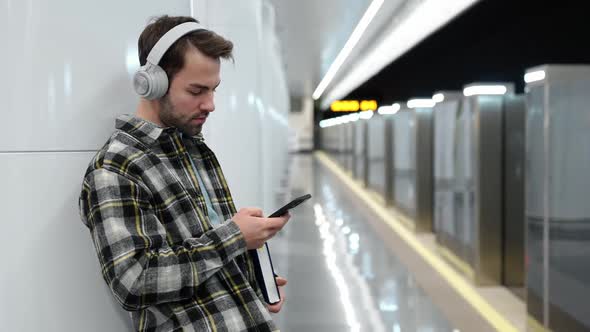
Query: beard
159,95,203,136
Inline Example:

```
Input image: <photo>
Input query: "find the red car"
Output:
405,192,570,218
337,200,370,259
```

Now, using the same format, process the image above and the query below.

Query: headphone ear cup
147,65,169,100
133,64,169,100
133,67,151,98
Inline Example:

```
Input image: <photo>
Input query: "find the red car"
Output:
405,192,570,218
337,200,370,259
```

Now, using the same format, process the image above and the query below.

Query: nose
201,91,215,113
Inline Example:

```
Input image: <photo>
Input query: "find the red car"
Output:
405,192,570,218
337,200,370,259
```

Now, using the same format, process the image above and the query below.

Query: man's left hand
267,276,287,313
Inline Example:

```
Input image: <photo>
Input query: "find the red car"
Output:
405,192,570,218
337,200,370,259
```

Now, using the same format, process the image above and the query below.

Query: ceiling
268,0,477,104
345,0,590,105
268,0,373,98
269,0,590,115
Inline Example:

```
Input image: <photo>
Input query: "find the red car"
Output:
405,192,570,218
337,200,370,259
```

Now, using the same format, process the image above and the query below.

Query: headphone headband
146,22,204,65
134,21,205,100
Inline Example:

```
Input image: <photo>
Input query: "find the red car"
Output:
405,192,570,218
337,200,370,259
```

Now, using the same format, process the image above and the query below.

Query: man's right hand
232,207,291,249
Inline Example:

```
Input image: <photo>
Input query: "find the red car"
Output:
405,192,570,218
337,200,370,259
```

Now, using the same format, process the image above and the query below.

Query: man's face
159,45,221,136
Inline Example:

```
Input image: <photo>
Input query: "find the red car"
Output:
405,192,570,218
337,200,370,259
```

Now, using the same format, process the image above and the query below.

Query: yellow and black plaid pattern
79,115,275,332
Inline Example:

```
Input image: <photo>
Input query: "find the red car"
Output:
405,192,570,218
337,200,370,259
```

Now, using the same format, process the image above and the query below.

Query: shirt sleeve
79,168,247,311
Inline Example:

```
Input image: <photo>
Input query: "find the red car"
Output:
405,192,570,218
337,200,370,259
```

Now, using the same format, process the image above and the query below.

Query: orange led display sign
330,100,377,112
360,100,378,111
331,100,359,112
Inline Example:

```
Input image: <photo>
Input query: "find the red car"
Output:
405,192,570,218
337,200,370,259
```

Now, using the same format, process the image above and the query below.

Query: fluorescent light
407,99,435,108
319,118,335,128
463,85,507,97
312,0,384,100
524,70,546,84
321,0,478,108
377,103,400,115
377,106,391,114
348,113,360,122
359,110,374,120
432,93,445,103
320,113,362,128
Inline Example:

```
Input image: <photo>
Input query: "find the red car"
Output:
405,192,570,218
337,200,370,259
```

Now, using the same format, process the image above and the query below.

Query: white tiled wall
1,0,289,330
0,1,190,152
196,0,290,214
0,153,132,330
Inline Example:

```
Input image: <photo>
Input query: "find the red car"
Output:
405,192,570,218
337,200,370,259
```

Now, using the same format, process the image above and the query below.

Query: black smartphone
268,194,312,218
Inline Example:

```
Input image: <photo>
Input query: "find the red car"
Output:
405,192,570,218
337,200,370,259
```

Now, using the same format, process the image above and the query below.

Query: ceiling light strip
312,0,384,100
321,0,479,108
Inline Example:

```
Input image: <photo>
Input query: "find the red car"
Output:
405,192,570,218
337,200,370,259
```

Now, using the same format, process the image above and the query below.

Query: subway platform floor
267,153,525,332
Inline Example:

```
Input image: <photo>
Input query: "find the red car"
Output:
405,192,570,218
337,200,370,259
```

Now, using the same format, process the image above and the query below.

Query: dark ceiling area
333,0,589,110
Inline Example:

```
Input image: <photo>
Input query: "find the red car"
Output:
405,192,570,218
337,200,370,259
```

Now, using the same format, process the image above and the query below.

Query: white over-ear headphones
133,22,204,100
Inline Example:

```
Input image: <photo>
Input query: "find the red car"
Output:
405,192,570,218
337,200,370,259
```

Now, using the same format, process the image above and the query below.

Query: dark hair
138,15,234,81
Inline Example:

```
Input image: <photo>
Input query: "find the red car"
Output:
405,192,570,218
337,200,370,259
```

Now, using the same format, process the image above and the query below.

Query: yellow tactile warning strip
528,316,549,332
437,243,476,281
316,152,520,332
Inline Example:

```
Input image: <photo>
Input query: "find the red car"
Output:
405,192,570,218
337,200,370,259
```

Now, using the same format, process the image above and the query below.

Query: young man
79,15,289,331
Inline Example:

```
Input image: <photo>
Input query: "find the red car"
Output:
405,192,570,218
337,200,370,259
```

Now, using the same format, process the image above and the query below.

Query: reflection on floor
269,154,455,332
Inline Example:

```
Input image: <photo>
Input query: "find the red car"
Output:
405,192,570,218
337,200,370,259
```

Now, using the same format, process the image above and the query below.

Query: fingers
266,214,290,230
258,215,290,242
267,299,282,313
275,276,287,286
240,207,264,217
267,293,284,313
267,278,286,313
279,283,286,301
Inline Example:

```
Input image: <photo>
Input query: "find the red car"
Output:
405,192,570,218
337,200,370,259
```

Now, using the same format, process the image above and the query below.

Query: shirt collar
115,114,205,146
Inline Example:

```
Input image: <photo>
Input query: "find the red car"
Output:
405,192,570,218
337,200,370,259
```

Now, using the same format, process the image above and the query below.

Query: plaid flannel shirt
79,115,276,332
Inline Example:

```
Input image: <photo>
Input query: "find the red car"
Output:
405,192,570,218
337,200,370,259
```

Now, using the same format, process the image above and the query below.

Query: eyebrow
188,81,221,90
